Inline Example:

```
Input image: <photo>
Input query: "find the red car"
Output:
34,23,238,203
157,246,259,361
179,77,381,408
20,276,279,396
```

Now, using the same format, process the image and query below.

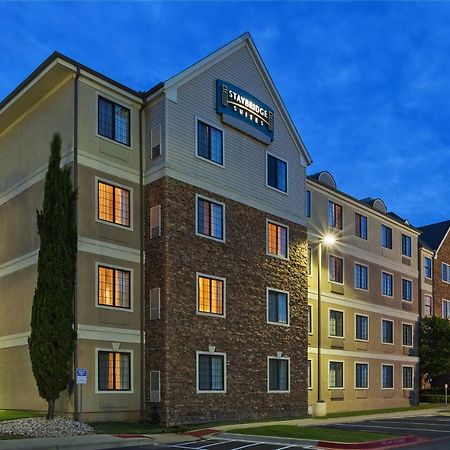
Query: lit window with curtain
197,121,223,165
98,266,130,309
98,96,130,146
355,213,368,239
98,181,130,227
328,201,343,229
329,361,344,388
98,351,131,391
329,310,344,337
329,255,343,283
198,353,225,391
267,289,288,325
267,154,287,193
197,275,224,316
268,358,289,391
197,197,224,241
267,222,288,258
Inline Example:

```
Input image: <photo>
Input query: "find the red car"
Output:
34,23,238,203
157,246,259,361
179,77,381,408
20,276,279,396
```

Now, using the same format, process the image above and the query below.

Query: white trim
354,361,369,390
267,355,290,393
266,151,289,195
95,261,134,312
402,365,414,390
266,219,289,260
401,322,414,348
354,261,369,291
196,273,226,318
78,324,140,343
328,308,345,339
328,254,344,285
381,271,394,298
78,237,140,263
194,115,225,168
401,277,413,303
381,318,395,345
381,363,395,390
0,250,38,278
328,360,345,389
308,304,313,335
435,226,450,257
308,347,419,363
266,287,290,326
95,176,134,231
354,313,369,342
0,332,29,349
196,350,227,394
195,194,226,243
95,347,134,394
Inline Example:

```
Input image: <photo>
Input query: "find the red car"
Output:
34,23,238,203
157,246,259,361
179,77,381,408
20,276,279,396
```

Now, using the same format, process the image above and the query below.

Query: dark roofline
307,175,421,233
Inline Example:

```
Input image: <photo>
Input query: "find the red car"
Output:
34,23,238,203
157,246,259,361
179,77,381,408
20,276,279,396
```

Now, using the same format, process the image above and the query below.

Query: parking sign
76,368,87,384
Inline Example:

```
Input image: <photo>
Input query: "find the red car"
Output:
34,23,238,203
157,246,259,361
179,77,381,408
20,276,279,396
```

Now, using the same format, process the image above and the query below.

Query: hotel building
307,172,420,413
0,33,311,424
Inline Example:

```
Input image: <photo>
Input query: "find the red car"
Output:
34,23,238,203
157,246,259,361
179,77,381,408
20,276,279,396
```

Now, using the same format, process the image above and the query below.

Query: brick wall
145,176,309,426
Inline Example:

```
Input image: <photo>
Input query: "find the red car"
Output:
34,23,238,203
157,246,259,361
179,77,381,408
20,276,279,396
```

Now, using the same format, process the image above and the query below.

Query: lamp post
313,234,336,417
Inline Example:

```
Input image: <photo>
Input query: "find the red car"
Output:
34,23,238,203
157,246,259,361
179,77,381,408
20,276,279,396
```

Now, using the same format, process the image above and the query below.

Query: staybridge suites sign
216,80,274,144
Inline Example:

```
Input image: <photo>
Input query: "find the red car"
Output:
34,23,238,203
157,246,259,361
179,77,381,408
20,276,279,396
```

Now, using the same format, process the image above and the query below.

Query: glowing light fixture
322,234,336,247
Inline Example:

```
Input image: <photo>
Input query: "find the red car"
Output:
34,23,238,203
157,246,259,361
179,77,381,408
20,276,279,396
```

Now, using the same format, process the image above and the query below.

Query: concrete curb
318,434,419,449
215,432,319,447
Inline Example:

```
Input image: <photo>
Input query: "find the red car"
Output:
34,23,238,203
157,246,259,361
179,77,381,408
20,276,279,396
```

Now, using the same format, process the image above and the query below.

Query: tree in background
28,133,77,419
419,316,450,379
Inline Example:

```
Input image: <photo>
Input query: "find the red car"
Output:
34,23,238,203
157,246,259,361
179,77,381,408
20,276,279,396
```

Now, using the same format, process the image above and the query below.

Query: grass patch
233,425,400,443
0,410,43,422
0,434,26,440
90,422,189,435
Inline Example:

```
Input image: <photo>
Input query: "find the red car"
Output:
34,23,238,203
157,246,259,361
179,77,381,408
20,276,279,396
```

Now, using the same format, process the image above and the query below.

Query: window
308,247,312,276
149,370,160,402
149,288,160,320
267,221,288,259
150,205,161,239
98,266,131,309
355,363,369,389
355,263,368,290
442,262,450,283
267,289,289,325
329,310,344,338
329,255,344,284
355,213,368,240
98,351,131,391
98,96,130,146
424,295,433,317
307,359,312,389
268,358,290,392
382,319,394,344
381,225,393,249
197,274,225,316
402,323,413,347
355,315,369,341
402,366,413,389
328,201,343,229
443,299,450,319
197,120,223,165
197,197,224,241
424,257,432,279
197,353,225,392
402,279,412,302
382,364,394,389
382,272,393,297
267,154,287,193
150,125,161,159
402,234,412,257
329,361,344,388
98,181,130,227
308,305,312,334
306,190,311,218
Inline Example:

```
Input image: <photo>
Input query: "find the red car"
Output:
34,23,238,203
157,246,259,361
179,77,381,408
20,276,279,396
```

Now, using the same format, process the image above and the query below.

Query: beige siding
145,95,165,173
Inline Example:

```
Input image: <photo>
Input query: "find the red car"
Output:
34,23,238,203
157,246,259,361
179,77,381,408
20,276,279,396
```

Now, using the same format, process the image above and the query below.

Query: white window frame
308,304,313,335
195,194,226,243
266,288,290,326
95,262,134,312
266,219,289,260
381,364,395,390
266,151,289,195
402,365,414,390
95,348,134,394
328,308,345,339
196,272,226,318
194,116,225,168
354,361,369,390
354,313,369,342
355,211,368,241
442,262,450,284
196,350,227,394
328,360,345,389
354,262,369,291
402,322,414,348
150,124,162,160
328,199,343,230
381,224,393,250
401,234,412,258
95,176,134,231
443,299,450,319
401,277,413,303
424,256,432,280
381,271,394,298
424,294,433,316
328,254,344,285
267,355,291,393
149,204,161,239
381,318,394,345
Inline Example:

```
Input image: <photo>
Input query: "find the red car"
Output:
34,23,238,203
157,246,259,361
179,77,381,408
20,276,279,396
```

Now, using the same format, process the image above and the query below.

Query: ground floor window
402,366,413,389
268,357,289,392
355,363,368,389
307,359,312,388
197,352,225,392
329,361,344,388
98,351,131,391
382,364,394,389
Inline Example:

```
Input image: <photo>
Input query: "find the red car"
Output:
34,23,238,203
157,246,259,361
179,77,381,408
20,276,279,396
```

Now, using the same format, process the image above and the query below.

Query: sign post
76,368,87,422
445,384,448,405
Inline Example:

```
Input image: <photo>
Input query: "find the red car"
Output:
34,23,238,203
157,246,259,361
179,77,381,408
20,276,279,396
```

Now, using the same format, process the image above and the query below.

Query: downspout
73,67,80,420
417,244,422,398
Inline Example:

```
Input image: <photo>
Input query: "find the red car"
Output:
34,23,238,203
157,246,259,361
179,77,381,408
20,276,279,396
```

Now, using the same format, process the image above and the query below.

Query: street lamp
313,233,336,417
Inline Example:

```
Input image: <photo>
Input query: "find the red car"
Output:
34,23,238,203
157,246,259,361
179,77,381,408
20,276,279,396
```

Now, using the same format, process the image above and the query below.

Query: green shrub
420,394,447,403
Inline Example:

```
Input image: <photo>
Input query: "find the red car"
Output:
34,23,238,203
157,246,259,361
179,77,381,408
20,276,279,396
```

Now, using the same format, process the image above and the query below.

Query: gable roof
418,220,450,252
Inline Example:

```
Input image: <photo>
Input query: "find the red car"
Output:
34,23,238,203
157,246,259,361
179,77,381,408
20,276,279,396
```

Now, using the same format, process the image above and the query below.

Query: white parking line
276,446,295,450
196,442,229,449
333,423,450,433
229,443,261,450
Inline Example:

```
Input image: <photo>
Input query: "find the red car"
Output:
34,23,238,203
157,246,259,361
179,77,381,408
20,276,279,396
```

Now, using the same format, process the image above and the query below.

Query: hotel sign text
216,80,274,143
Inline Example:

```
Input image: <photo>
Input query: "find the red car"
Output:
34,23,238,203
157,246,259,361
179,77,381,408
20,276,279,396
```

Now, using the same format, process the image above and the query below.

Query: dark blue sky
1,2,449,226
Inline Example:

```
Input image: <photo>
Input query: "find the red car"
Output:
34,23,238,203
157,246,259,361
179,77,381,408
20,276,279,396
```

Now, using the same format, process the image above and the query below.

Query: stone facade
145,176,309,426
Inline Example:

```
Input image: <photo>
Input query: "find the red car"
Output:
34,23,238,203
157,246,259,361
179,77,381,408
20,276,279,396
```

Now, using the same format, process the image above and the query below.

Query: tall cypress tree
28,133,77,420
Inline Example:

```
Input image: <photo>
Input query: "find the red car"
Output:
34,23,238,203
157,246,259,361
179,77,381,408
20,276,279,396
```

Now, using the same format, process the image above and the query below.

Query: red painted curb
184,428,220,437
317,434,418,449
